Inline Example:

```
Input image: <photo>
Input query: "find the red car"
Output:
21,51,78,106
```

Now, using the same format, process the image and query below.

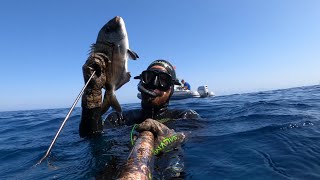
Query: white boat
197,85,215,98
171,86,200,100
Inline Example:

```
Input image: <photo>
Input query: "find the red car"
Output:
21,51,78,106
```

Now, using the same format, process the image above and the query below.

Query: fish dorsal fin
127,49,139,60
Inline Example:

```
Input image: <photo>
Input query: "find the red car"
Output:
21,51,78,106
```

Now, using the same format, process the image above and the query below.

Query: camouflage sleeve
82,53,107,109
79,53,107,138
178,109,200,119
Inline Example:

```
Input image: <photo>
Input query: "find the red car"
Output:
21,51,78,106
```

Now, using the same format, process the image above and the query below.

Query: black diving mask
138,70,174,91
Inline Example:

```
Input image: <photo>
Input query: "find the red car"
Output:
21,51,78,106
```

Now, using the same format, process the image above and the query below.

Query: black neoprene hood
147,59,181,85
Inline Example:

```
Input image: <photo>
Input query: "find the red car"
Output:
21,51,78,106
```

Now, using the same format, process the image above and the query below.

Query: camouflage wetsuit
105,104,199,127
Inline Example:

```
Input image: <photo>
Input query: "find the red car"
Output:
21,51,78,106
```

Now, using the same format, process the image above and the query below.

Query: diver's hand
105,112,125,127
89,63,101,77
136,119,185,155
82,53,107,89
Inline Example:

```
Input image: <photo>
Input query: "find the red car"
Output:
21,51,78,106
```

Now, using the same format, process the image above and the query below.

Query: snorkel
137,81,158,97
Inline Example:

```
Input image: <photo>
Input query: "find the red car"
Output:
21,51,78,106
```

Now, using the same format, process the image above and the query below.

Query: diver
105,59,199,126
80,59,199,138
181,79,191,90
80,59,200,178
105,59,200,179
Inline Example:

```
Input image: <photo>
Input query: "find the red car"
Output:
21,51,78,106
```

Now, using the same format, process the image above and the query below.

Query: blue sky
1,0,319,111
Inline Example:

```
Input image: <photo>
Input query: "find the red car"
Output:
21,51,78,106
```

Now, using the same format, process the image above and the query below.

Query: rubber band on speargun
138,82,158,97
130,124,138,145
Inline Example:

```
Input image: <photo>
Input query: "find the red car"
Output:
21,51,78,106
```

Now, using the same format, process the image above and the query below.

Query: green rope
130,124,137,146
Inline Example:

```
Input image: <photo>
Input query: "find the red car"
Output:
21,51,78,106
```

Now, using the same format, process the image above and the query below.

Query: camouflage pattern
81,52,108,109
136,119,186,155
118,131,155,180
117,119,186,179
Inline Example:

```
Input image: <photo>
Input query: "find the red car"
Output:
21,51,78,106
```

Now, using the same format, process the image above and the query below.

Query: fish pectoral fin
101,91,122,115
127,49,139,60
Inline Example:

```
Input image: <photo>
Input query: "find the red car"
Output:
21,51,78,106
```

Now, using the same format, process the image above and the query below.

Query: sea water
1,85,320,179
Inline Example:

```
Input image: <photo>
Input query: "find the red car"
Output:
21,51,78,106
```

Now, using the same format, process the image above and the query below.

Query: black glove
104,112,126,127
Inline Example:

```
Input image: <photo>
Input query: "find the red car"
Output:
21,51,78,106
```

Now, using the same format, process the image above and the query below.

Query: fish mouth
114,16,122,24
108,16,123,29
102,16,126,43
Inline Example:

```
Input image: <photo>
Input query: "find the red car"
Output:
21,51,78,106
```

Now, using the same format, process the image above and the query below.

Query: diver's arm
79,54,107,138
136,119,186,156
104,109,144,127
171,109,200,119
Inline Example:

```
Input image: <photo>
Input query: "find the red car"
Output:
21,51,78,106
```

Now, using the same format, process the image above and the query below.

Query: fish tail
101,91,122,115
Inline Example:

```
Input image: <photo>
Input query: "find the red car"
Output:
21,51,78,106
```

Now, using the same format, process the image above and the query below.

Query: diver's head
181,79,185,84
135,59,180,108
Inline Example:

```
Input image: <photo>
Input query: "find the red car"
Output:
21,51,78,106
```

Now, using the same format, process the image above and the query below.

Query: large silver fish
96,16,139,115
